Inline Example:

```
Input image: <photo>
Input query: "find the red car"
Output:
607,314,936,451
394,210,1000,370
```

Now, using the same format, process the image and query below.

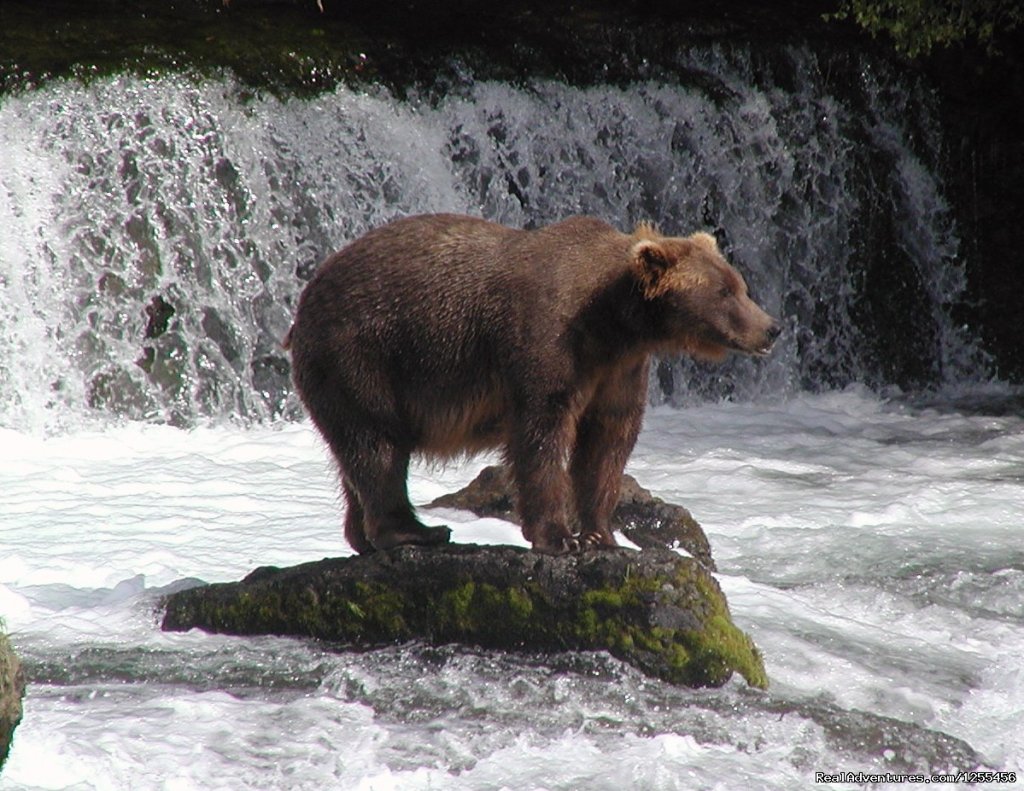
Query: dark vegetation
830,0,1024,56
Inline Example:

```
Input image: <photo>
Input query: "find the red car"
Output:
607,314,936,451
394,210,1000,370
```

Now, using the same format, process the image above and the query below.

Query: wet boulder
161,544,765,689
428,465,715,569
0,628,25,770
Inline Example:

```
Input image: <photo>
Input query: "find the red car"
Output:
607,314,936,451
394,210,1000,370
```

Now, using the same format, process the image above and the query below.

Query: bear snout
731,315,781,357
756,321,783,355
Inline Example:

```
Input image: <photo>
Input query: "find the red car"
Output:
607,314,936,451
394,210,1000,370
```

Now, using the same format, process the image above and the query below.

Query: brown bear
285,214,779,555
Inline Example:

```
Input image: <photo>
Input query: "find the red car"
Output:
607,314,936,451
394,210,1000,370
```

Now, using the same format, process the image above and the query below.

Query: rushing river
1,45,1021,790
2,393,1023,789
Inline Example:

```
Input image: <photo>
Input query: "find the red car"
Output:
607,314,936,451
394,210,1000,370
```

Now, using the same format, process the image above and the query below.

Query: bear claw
531,536,580,555
578,530,618,549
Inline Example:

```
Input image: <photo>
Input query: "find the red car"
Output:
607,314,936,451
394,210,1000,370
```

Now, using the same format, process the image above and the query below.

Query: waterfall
0,47,990,431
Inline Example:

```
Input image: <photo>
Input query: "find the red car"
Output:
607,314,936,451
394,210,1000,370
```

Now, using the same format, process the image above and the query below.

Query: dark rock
428,465,715,569
143,294,175,340
709,691,982,776
429,465,518,519
161,544,766,689
0,629,25,771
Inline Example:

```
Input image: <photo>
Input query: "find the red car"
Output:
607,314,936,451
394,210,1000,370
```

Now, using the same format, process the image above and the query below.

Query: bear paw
372,524,452,551
531,535,581,555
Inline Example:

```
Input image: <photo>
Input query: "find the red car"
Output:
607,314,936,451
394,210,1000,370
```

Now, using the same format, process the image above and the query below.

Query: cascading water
0,46,990,433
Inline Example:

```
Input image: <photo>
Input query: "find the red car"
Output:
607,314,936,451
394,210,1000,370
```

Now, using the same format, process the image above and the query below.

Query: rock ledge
161,544,766,689
428,465,715,568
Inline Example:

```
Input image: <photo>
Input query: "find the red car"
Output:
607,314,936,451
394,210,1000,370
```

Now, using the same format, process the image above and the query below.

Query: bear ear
632,239,675,296
688,232,720,254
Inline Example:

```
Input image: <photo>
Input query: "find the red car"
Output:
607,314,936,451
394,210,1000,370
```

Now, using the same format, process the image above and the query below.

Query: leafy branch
829,0,1024,56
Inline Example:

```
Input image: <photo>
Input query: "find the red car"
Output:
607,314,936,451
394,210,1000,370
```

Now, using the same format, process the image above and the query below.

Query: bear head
631,229,781,361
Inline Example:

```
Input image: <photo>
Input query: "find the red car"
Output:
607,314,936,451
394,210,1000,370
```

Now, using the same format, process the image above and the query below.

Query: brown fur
286,214,779,554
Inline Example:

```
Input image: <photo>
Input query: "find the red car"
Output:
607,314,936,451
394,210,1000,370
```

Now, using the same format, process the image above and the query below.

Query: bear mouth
740,325,782,357
729,336,776,357
701,326,778,358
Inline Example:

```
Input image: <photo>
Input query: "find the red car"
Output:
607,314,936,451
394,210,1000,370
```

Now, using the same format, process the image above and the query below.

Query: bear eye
718,285,732,299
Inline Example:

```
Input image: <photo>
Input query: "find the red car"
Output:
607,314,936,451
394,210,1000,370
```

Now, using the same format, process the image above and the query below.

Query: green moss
695,614,769,690
581,588,627,610
571,563,768,690
1,625,25,770
438,581,478,632
345,582,408,639
179,580,412,642
435,581,539,644
685,576,768,690
503,585,535,622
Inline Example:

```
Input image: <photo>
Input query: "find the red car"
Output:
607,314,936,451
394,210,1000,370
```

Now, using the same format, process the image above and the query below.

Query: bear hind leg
333,429,451,552
341,479,374,555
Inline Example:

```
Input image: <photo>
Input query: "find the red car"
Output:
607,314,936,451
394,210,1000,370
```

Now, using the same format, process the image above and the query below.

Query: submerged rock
161,545,766,689
0,629,25,770
428,465,715,569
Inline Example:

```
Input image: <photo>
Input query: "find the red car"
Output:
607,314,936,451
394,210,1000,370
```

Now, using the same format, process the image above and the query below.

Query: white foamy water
2,388,1022,789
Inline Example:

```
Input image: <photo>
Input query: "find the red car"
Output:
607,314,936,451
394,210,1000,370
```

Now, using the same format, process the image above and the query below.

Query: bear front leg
570,361,649,548
508,398,579,555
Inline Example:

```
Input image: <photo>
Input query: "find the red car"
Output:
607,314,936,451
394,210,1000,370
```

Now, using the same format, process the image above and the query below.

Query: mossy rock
161,545,766,689
428,465,715,569
0,628,26,771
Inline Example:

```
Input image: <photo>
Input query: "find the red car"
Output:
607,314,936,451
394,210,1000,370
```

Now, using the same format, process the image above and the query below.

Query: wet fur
287,214,779,554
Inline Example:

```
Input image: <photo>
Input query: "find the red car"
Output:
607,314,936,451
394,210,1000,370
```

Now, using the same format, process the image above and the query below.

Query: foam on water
3,389,1023,789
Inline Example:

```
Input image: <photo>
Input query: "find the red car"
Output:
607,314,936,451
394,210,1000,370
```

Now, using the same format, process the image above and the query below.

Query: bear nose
766,322,782,343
